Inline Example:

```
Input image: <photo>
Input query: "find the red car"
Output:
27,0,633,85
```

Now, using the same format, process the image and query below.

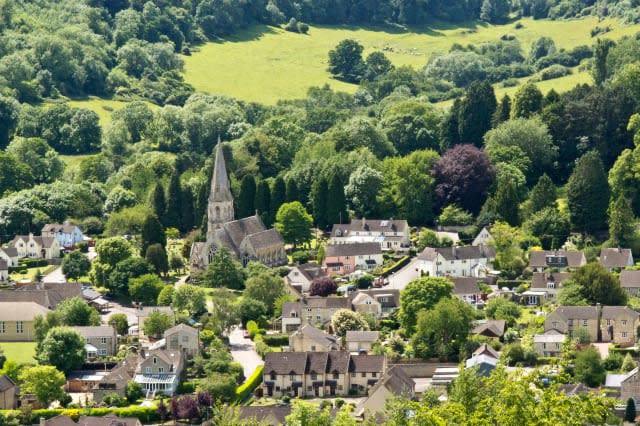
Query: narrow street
386,258,421,290
228,326,264,380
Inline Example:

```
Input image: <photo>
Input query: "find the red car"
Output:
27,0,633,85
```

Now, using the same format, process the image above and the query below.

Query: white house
449,277,481,305
330,219,410,252
417,246,495,278
472,226,493,247
41,223,84,249
0,248,18,268
285,263,327,293
11,234,61,259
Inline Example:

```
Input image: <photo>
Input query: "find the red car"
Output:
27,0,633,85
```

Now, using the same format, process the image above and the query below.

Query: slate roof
327,351,350,374
223,215,267,249
449,277,480,294
0,301,50,321
368,365,413,396
621,270,640,288
331,219,409,237
82,288,102,301
71,326,116,338
138,349,182,373
0,247,17,257
346,330,380,343
356,289,400,309
306,352,329,374
164,323,198,337
239,406,291,425
12,235,58,249
601,306,640,320
418,245,495,262
0,260,6,270
264,351,384,376
11,282,83,308
0,375,15,392
294,324,339,347
349,354,385,373
531,272,572,289
534,329,566,343
528,250,586,268
264,352,308,375
95,354,137,391
292,263,327,282
324,243,382,258
213,215,286,255
472,343,500,359
209,142,233,203
245,228,285,249
472,320,506,338
42,223,80,234
550,306,598,320
599,248,633,268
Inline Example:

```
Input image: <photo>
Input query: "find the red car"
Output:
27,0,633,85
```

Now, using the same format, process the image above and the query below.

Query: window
270,373,276,380
622,332,628,338
307,386,312,391
98,349,107,356
365,299,372,305
145,367,152,374
623,320,628,326
361,372,366,377
582,320,588,326
290,374,295,381
552,321,559,329
311,346,316,352
372,372,377,378
100,337,107,344
543,343,547,349
0,322,5,333
568,320,573,327
316,315,321,321
158,367,164,373
547,282,555,289
153,357,157,364
311,374,317,380
16,322,23,334
333,373,339,379
555,343,560,349
606,319,612,326
182,335,189,342
450,261,454,264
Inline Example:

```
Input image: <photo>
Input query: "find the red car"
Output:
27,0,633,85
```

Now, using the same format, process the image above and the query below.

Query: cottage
0,375,17,409
350,292,382,318
41,223,84,249
11,233,61,259
164,323,199,357
354,366,415,420
330,218,410,252
289,324,339,352
0,301,50,341
449,276,481,305
472,226,493,247
471,320,506,338
285,263,327,294
533,329,565,357
417,246,495,278
92,354,137,403
621,270,640,297
322,243,383,276
346,330,379,353
599,247,634,272
71,326,118,358
0,248,18,268
465,343,499,375
353,289,400,317
528,250,586,272
529,272,572,303
133,349,183,397
281,297,351,333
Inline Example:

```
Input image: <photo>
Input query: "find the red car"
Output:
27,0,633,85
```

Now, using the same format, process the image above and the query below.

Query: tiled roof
135,306,173,317
223,215,267,249
306,352,329,374
621,270,640,288
472,343,499,359
602,306,640,320
0,375,15,392
531,272,572,289
551,306,598,320
264,352,308,375
356,289,400,308
0,247,17,257
349,354,385,373
0,301,50,321
534,329,565,343
0,259,6,270
293,263,327,281
324,243,382,257
472,320,506,337
368,365,413,396
529,250,585,268
138,349,182,372
42,223,79,234
331,219,409,237
71,326,116,338
346,330,380,343
265,351,385,376
296,324,338,347
245,228,285,249
13,235,58,249
327,351,350,374
449,277,479,294
599,248,633,268
163,323,198,336
95,354,137,390
418,245,495,262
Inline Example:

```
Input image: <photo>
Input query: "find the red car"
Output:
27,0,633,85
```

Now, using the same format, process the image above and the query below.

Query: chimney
361,217,366,229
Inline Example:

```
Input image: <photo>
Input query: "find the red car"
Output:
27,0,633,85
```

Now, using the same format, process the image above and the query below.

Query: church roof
209,142,233,203
223,215,267,248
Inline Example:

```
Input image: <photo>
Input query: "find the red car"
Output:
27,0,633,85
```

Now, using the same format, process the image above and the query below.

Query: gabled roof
534,329,566,343
239,406,291,425
244,228,285,249
71,326,116,338
330,219,409,237
356,289,400,308
324,243,382,258
349,354,385,373
449,277,480,295
327,351,350,374
528,250,585,268
549,306,598,321
13,283,83,308
42,223,81,234
599,248,633,268
531,272,572,289
291,263,327,282
209,142,233,203
0,247,17,257
223,215,267,249
135,306,173,317
418,245,495,262
346,330,380,343
621,270,640,288
264,352,308,375
601,306,640,320
0,259,6,270
138,350,182,373
0,301,50,321
12,235,58,249
472,320,506,338
557,383,591,396
294,324,338,347
0,375,15,392
370,365,413,396
472,343,499,359
164,323,198,337
306,352,329,374
95,354,137,390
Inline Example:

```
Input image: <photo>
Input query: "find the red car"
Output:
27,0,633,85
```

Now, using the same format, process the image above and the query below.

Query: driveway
228,326,264,380
43,247,98,284
387,259,421,290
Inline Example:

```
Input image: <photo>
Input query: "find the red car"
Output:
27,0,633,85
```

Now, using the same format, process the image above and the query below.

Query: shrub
235,365,264,402
77,241,89,253
380,256,410,277
291,250,310,264
539,64,570,81
297,22,309,33
284,18,297,32
261,334,289,347
246,321,259,339
177,381,198,394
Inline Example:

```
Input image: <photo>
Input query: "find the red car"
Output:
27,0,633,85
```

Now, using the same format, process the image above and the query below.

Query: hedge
3,406,161,422
19,258,48,268
235,364,264,402
610,347,639,357
261,334,289,347
380,256,410,277
177,380,199,394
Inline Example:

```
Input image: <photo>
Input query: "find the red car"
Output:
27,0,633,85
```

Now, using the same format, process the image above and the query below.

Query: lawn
0,342,37,364
66,97,158,126
9,265,57,282
183,17,640,104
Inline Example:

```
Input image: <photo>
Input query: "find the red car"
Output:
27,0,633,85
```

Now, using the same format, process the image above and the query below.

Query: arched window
215,206,220,220
208,245,217,264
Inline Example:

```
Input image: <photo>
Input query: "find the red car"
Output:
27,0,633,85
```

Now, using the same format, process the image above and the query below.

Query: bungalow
449,276,481,305
71,326,118,358
0,301,50,341
528,250,586,272
533,329,565,357
330,218,410,252
621,270,640,297
285,263,327,293
289,324,340,352
41,223,84,249
0,248,18,267
164,323,199,357
417,246,495,278
322,243,383,276
346,330,379,353
354,365,415,421
133,349,183,397
11,233,61,259
599,248,634,272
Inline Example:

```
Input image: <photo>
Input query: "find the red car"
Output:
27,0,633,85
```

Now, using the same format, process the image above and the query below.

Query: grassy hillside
183,17,639,104
66,97,158,126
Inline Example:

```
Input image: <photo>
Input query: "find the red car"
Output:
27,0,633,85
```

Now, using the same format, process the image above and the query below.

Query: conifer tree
492,95,511,127
151,183,166,222
311,177,329,229
457,81,497,147
286,178,299,202
237,175,256,218
141,214,166,256
180,186,195,232
567,151,610,234
625,398,636,422
528,174,557,213
270,176,286,223
494,178,520,226
255,179,271,226
609,196,636,248
440,98,461,151
165,171,182,230
326,174,348,225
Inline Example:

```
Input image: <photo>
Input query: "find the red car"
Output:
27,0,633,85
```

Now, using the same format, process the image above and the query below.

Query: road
43,246,98,284
228,326,264,380
387,259,421,290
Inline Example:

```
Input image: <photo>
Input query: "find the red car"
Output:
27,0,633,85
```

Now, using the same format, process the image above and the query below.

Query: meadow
182,17,640,104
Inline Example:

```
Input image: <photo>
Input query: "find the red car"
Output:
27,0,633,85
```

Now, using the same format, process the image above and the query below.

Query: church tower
206,141,234,242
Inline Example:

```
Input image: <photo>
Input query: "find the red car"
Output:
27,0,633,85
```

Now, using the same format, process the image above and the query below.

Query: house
135,306,174,337
529,272,572,303
67,369,113,393
472,226,493,247
621,270,640,297
285,263,327,293
330,218,410,252
354,365,415,420
471,320,506,338
621,367,640,405
350,292,382,318
465,343,499,375
322,243,383,276
37,414,141,426
0,282,83,309
71,326,118,358
11,233,61,259
262,351,385,398
353,289,400,317
133,349,183,396
0,260,7,282
599,247,633,272
0,301,50,341
0,248,18,267
239,406,292,425
528,250,586,272
289,324,340,352
449,276,481,305
41,223,84,249
0,375,17,409
281,297,351,333
545,305,640,345
533,329,565,357
190,143,286,271
164,323,199,357
434,230,460,245
92,354,137,403
346,330,379,353
417,246,495,278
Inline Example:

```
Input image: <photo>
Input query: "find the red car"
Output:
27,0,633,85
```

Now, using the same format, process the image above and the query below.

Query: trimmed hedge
9,406,161,423
610,347,640,357
19,258,48,268
261,334,289,347
235,364,264,402
380,256,410,277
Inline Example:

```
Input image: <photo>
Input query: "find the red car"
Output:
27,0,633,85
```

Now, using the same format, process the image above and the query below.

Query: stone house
545,306,599,339
0,301,50,341
533,329,565,357
330,219,410,252
0,247,18,267
417,246,495,278
281,297,351,333
285,263,327,294
599,247,634,272
72,326,118,358
528,250,586,272
133,349,183,396
346,330,379,353
352,289,400,317
322,243,383,276
621,367,640,406
92,353,137,403
41,223,84,249
0,282,82,309
449,276,481,305
164,323,199,357
289,324,339,352
621,270,640,297
0,375,17,409
11,233,61,259
135,306,174,337
601,306,640,345
472,226,493,247
354,366,415,421
528,272,572,303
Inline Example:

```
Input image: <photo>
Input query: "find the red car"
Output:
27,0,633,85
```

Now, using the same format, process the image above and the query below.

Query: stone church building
190,143,287,272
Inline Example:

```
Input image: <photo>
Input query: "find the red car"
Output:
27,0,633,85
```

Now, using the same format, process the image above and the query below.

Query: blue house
41,222,84,248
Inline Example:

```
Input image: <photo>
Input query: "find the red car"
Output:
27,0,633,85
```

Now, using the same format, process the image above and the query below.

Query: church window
208,245,217,263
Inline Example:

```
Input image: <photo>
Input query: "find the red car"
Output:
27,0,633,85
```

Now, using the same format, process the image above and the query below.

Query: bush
291,250,310,264
539,64,570,81
261,334,289,347
284,18,297,32
235,364,264,402
246,321,259,339
380,256,410,277
77,241,89,253
297,22,309,33
177,381,198,394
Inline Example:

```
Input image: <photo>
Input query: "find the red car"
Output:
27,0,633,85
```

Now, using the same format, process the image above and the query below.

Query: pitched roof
264,352,308,375
223,215,267,249
531,272,572,289
324,243,382,257
357,289,400,308
369,365,413,396
327,351,350,374
534,329,566,343
0,259,6,270
0,375,15,392
13,283,83,308
71,326,116,338
528,250,585,268
164,323,198,337
0,301,50,321
138,349,182,372
599,248,633,268
331,219,409,237
0,247,17,257
472,343,500,359
418,245,495,262
306,352,329,374
13,235,58,249
349,354,385,373
346,330,380,343
209,142,233,203
245,228,285,249
292,263,327,282
472,320,506,338
449,277,480,294
602,306,640,320
621,270,640,288
95,354,137,390
135,306,173,317
42,223,80,234
295,324,338,347
302,296,352,309
557,383,591,396
239,406,291,425
550,306,598,320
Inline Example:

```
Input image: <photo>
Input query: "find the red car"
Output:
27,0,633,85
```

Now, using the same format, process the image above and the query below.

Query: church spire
210,137,233,202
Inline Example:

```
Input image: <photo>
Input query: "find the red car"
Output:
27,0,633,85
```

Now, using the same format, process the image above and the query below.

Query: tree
328,39,365,83
623,353,637,372
434,145,496,215
485,298,521,327
480,0,509,23
254,180,271,226
157,285,175,306
311,176,328,229
57,297,101,326
399,277,454,334
567,151,610,234
487,222,526,279
270,177,286,223
493,177,520,226
412,297,475,361
61,250,91,282
108,257,153,295
285,178,299,202
129,274,165,305
457,80,496,147
511,83,543,119
331,309,369,337
363,51,393,81
126,380,144,403
208,288,240,335
203,247,246,289
492,95,511,127
96,237,132,268
275,202,313,248
286,400,333,425
172,284,206,315
569,263,627,306
140,214,166,256
326,174,348,227
344,165,383,218
143,311,173,338
109,313,128,335
19,366,65,408
237,298,267,326
6,137,64,184
146,243,169,276
237,175,256,218
574,347,605,387
36,327,86,374
592,38,612,86
625,398,636,423
557,280,589,306
165,171,182,230
608,196,637,248
524,207,570,250
379,100,441,155
309,277,338,297
152,182,166,219
0,95,18,149
526,174,557,215
244,272,285,316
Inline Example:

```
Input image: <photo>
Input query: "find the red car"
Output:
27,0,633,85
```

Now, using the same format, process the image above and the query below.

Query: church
190,143,288,272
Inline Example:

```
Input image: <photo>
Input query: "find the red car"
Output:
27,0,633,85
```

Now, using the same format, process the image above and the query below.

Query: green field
183,17,640,104
0,342,37,364
66,97,158,126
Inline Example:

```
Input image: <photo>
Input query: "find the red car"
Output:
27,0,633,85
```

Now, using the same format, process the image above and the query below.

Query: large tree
379,100,441,154
574,347,606,387
569,263,627,306
172,284,206,316
511,83,543,119
143,311,173,338
345,165,384,218
608,196,637,248
140,214,166,256
523,207,570,250
165,171,182,230
526,173,557,215
145,243,169,276
36,327,86,374
129,273,165,305
237,175,256,218
19,366,66,408
399,277,454,334
57,297,101,326
326,174,348,227
331,309,370,337
457,80,497,147
203,247,246,289
567,151,610,234
328,39,365,83
254,179,271,226
244,272,285,316
61,250,91,282
311,176,329,229
275,202,313,248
